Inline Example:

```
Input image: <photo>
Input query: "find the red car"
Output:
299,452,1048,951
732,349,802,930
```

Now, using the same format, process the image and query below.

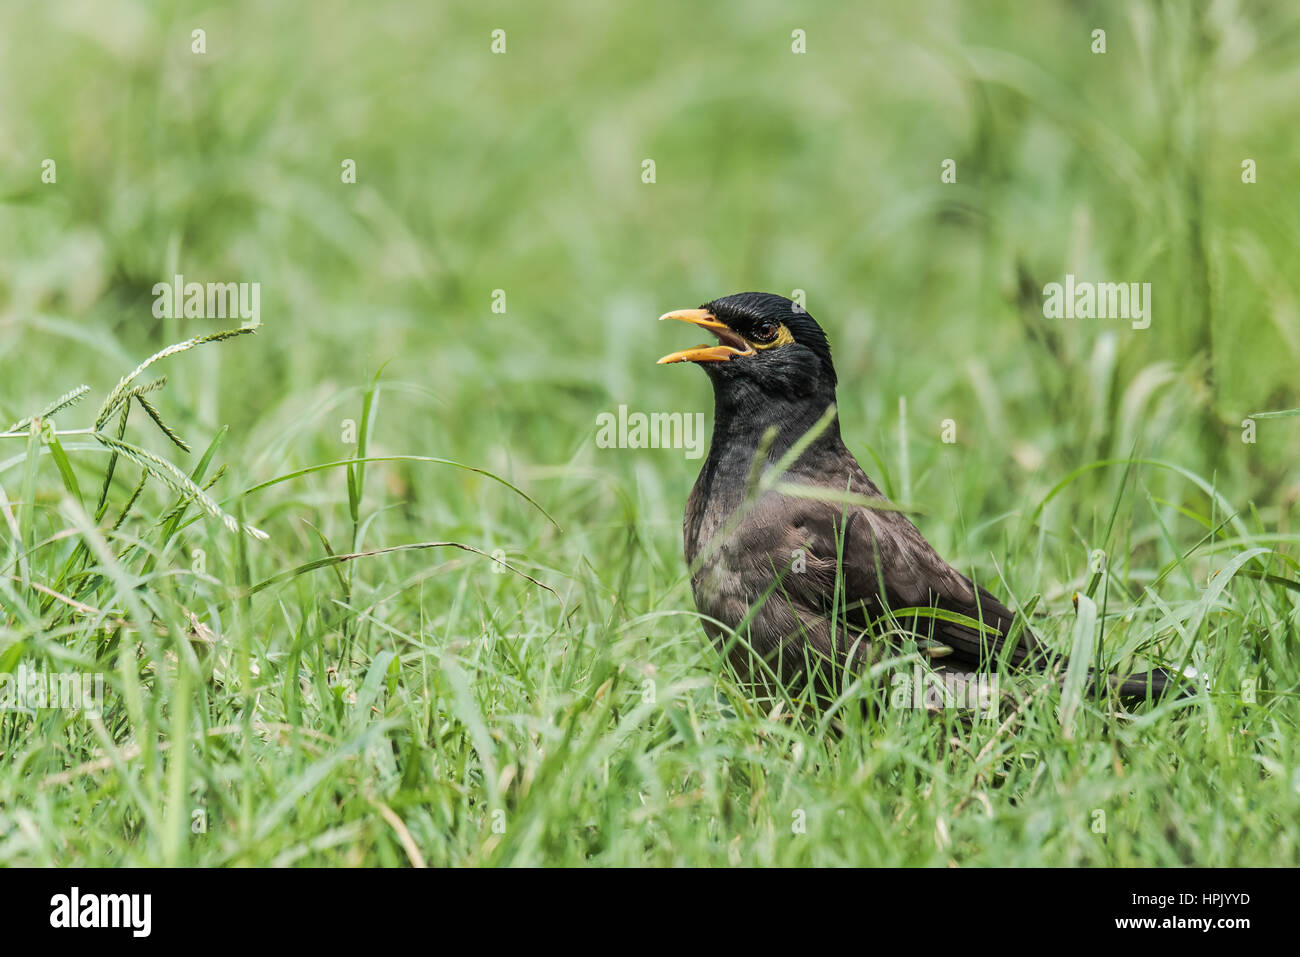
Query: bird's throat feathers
699,372,843,498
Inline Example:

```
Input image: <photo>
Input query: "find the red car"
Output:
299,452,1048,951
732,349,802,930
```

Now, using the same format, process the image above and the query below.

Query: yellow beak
656,309,756,364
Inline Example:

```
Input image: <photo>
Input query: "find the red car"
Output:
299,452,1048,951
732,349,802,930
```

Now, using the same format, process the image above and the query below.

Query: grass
0,0,1298,866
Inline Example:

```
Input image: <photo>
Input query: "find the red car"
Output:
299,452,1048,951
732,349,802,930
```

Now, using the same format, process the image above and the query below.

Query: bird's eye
753,322,778,342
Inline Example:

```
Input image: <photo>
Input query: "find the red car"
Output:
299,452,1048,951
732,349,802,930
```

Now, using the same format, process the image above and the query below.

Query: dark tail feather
938,594,1190,703
1090,667,1188,701
1010,618,1188,702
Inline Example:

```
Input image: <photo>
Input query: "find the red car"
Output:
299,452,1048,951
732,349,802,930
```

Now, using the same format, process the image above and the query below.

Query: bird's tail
1087,666,1188,701
1014,622,1188,702
933,589,1190,703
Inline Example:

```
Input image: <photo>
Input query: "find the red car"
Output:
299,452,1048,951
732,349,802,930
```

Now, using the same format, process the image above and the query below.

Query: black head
657,292,837,397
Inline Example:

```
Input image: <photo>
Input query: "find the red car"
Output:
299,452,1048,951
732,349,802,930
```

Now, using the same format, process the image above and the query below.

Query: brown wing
742,474,1044,672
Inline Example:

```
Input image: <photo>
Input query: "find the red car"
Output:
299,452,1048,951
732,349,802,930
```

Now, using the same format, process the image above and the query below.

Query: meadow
0,0,1297,866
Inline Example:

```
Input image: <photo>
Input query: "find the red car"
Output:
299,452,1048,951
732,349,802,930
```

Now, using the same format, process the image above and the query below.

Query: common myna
658,291,1175,702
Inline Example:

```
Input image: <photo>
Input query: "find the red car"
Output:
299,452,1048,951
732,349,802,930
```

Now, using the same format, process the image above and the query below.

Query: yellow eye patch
751,324,796,349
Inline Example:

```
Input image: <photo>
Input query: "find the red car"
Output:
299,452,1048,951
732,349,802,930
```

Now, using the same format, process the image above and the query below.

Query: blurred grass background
0,0,1298,865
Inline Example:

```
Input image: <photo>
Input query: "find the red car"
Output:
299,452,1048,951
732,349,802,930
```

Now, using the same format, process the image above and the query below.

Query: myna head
657,292,837,399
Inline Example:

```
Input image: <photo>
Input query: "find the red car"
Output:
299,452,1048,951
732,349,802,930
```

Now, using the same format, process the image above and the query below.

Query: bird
657,291,1176,705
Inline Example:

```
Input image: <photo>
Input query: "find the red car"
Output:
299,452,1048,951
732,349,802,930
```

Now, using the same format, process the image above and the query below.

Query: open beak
656,309,755,364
